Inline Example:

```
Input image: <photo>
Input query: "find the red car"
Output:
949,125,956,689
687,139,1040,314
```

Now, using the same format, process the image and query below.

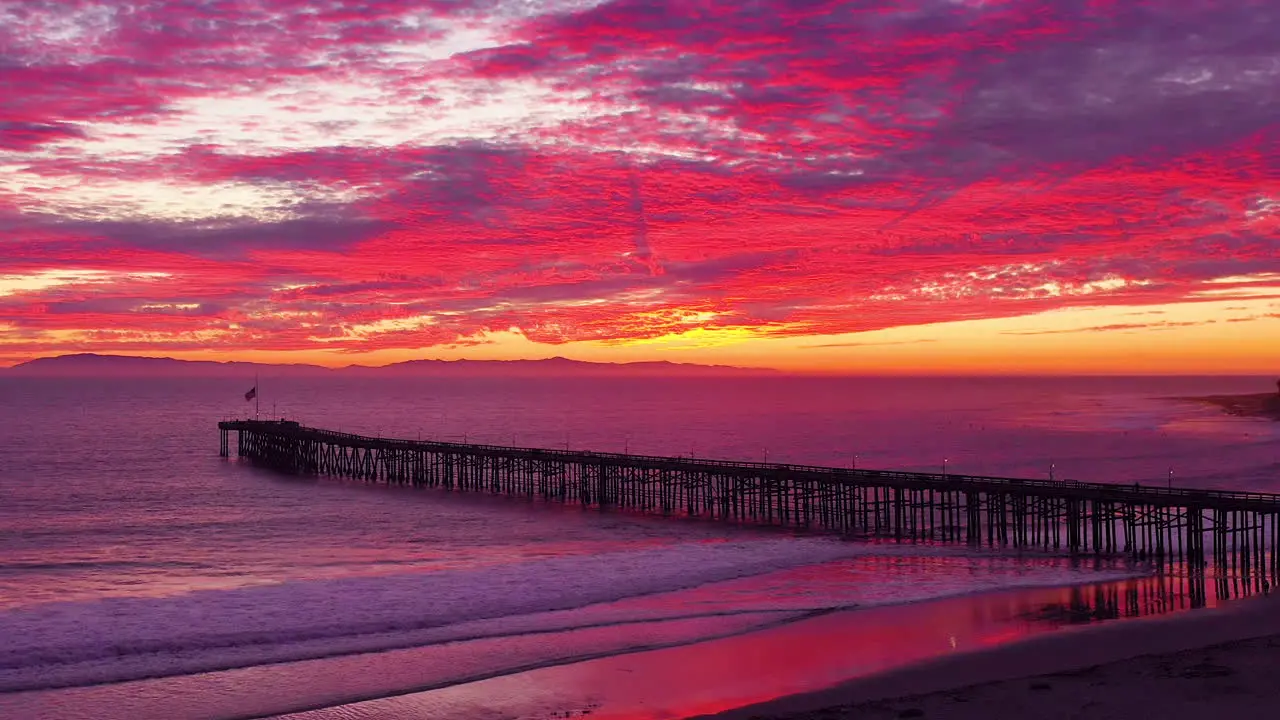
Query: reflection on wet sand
276,568,1266,720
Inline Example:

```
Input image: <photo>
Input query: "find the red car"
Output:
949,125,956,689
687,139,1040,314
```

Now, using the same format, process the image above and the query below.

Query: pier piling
219,420,1279,587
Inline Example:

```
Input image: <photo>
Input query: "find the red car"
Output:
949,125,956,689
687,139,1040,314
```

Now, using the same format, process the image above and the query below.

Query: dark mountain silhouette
6,354,333,377
6,353,775,378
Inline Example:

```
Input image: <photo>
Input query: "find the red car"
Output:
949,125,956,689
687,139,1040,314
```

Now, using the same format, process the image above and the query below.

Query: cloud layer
1,0,1277,362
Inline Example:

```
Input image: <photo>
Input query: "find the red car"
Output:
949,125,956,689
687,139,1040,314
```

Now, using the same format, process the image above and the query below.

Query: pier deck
219,419,1279,587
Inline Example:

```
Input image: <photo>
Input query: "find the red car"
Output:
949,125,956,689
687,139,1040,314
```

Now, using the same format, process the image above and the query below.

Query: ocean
0,374,1277,719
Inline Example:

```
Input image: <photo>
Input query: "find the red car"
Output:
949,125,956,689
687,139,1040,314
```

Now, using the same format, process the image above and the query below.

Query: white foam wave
0,538,1151,695
0,538,871,692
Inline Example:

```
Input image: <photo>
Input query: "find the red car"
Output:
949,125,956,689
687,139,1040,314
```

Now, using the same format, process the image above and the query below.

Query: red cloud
1,0,1277,361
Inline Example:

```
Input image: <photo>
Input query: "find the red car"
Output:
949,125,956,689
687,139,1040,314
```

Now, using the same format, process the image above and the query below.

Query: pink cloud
1,0,1277,360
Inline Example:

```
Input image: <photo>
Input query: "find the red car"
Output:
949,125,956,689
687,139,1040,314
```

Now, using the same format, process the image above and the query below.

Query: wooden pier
220,420,1280,585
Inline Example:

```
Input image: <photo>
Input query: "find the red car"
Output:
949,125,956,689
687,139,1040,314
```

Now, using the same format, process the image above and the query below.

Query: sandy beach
706,590,1280,720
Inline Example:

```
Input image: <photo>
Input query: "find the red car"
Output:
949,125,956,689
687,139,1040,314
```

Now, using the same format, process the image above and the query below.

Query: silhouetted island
4,353,777,378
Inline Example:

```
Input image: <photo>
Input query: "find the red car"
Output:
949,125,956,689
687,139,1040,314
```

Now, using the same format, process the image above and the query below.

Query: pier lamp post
1050,463,1055,481
1168,467,1174,489
853,453,858,470
943,458,948,479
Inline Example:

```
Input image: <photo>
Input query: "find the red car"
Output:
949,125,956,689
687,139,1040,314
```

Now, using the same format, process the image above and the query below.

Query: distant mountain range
5,353,775,377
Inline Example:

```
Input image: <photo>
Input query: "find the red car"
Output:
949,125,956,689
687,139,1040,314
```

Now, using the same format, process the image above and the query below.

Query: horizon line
4,352,1278,379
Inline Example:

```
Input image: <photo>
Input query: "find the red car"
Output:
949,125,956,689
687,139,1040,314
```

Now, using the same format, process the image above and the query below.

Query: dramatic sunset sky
1,0,1277,373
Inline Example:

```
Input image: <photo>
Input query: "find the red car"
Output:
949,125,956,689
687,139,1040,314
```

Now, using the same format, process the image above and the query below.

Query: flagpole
255,373,259,420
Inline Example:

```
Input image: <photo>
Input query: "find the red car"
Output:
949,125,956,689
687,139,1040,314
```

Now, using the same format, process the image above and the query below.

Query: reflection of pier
961,571,1266,650
219,420,1280,586
1033,568,1267,622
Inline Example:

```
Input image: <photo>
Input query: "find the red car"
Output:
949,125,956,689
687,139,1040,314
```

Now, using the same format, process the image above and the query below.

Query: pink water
0,375,1276,719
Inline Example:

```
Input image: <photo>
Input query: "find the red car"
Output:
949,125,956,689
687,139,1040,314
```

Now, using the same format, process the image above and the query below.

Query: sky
1,0,1278,374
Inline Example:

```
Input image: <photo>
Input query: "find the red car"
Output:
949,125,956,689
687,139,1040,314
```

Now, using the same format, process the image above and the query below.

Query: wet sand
5,573,1244,720
705,591,1280,720
258,575,1233,720
4,569,1210,720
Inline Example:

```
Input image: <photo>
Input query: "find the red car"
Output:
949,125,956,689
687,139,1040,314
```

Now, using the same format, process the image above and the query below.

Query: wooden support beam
217,419,1280,586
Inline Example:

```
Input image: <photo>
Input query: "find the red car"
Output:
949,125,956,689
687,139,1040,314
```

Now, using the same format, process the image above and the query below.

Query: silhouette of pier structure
219,420,1279,586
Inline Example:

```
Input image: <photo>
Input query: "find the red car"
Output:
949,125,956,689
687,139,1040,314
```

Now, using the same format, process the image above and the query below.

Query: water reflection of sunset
551,576,1236,720
378,572,1242,720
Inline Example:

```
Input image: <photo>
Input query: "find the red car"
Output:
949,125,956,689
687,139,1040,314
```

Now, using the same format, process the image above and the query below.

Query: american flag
244,386,257,401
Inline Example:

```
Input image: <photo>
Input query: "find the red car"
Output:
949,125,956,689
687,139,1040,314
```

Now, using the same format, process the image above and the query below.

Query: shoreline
0,569,1258,720
703,587,1279,720
263,572,1239,719
0,571,1253,720
1177,392,1280,421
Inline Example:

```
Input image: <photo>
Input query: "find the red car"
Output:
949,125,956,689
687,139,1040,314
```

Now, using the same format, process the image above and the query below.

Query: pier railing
219,419,1280,587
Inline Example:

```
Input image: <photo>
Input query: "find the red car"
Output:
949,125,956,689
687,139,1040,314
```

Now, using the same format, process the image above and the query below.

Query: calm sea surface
0,375,1277,719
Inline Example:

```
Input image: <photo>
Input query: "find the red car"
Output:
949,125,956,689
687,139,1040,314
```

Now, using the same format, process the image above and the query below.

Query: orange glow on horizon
7,295,1276,375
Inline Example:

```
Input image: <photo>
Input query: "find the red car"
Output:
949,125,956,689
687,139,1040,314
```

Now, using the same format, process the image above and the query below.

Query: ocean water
0,375,1277,719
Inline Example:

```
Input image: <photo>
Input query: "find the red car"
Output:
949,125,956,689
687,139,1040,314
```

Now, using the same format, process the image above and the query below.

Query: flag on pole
244,386,257,401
